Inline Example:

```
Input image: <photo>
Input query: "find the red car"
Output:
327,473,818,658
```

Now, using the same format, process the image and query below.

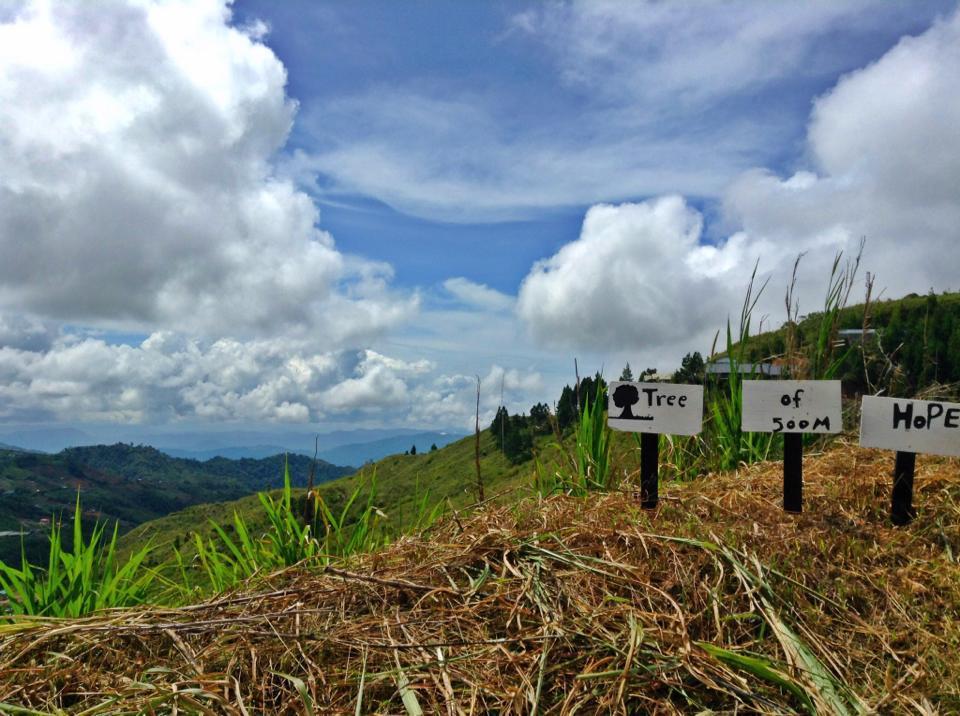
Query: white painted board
859,395,960,457
741,380,842,434
607,382,703,436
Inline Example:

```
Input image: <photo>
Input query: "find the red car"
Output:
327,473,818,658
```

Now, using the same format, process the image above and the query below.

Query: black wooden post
640,431,659,509
783,433,803,513
891,450,916,526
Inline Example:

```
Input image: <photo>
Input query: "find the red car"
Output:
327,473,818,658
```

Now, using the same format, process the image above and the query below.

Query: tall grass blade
0,496,154,617
574,384,611,493
698,642,815,713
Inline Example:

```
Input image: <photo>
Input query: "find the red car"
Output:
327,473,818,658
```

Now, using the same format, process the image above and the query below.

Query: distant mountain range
160,431,465,465
0,428,93,453
0,426,467,459
0,444,352,566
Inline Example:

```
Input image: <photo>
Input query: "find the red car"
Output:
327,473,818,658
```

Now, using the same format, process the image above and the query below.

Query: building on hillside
705,358,782,379
838,328,878,345
641,372,673,382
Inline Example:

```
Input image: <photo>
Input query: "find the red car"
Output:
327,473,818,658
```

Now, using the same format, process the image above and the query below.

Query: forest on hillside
488,291,960,464
740,291,960,395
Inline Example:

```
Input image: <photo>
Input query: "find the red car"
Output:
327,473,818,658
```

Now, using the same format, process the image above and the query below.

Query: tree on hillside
948,326,960,383
556,374,608,431
556,385,577,430
502,414,533,463
578,373,607,409
674,352,705,384
529,402,551,434
619,363,634,381
490,406,510,449
410,444,417,456
430,443,438,452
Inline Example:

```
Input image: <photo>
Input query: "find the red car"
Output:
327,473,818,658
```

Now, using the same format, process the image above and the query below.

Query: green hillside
732,290,960,392
119,428,650,565
0,445,351,565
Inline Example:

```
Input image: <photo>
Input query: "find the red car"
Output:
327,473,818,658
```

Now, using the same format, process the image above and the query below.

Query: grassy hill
120,430,542,562
730,289,960,393
0,445,351,565
119,428,657,565
6,443,960,712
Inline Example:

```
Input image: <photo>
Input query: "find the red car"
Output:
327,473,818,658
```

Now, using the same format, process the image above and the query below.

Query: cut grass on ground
2,442,959,713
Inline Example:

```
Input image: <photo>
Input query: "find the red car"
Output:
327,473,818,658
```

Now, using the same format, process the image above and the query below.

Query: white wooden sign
859,395,960,457
607,382,703,436
741,380,842,434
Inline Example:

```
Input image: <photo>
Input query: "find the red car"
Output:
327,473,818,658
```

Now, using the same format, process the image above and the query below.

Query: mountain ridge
0,444,352,566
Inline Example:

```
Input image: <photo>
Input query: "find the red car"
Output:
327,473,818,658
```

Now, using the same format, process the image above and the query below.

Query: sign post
859,395,960,525
608,382,704,509
742,380,842,513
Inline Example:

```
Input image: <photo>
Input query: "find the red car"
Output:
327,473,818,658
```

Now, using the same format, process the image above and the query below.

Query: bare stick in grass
474,375,484,503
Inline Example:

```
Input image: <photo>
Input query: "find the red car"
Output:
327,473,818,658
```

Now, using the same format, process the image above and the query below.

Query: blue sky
1,0,959,436
233,0,950,291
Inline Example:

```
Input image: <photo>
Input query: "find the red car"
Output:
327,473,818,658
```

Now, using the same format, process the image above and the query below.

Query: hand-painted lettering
893,401,912,430
892,401,960,430
772,416,827,433
780,389,805,408
947,408,960,428
642,387,690,408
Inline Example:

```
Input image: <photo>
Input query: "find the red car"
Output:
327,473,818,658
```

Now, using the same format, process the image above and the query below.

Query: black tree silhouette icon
612,383,640,419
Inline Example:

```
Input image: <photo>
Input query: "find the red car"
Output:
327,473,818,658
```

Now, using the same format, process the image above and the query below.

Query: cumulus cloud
405,364,544,428
0,330,331,423
0,327,544,429
0,0,414,342
479,364,544,407
518,9,960,356
0,314,57,353
724,7,960,299
518,197,734,353
321,350,433,412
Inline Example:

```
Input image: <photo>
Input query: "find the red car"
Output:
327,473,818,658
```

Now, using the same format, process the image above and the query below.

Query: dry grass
1,441,959,714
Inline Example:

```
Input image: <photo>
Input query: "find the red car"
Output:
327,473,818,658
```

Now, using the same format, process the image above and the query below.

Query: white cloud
321,350,433,412
517,9,960,356
0,327,549,430
292,87,768,223
0,314,57,352
517,196,734,354
404,364,545,429
479,364,544,408
0,330,334,423
0,0,415,342
291,2,946,222
725,8,960,299
443,278,513,312
513,1,923,107
4,0,957,433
